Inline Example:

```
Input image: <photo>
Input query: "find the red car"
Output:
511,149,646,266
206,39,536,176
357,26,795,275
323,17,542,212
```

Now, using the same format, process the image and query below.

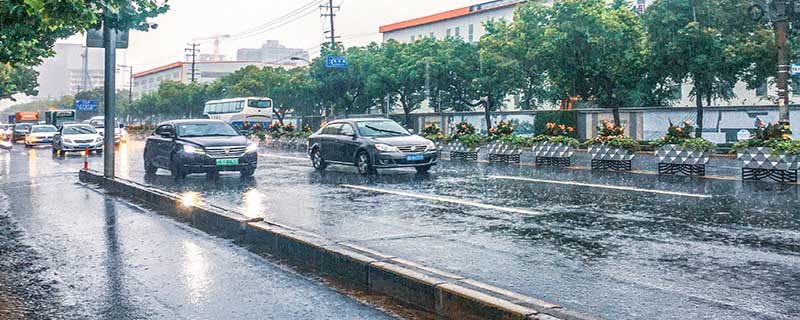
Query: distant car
307,118,438,175
52,124,104,154
25,125,58,147
88,116,126,144
12,123,33,142
143,119,258,178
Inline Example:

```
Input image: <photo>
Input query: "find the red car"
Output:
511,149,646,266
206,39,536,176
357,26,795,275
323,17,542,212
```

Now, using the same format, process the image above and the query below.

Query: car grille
74,139,94,143
396,145,428,153
205,146,247,158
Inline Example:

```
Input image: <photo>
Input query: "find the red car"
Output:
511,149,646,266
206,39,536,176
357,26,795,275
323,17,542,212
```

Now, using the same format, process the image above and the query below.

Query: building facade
236,40,309,66
35,43,107,98
132,61,280,98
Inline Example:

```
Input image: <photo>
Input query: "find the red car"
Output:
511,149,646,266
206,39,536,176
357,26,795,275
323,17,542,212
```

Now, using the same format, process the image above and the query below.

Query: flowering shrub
651,120,715,152
422,123,442,137
488,120,516,137
530,122,578,147
731,121,800,154
456,133,486,148
453,121,476,137
587,120,639,152
302,124,313,133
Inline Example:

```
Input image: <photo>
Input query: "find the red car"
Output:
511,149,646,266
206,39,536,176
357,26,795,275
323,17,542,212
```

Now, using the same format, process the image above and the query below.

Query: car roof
31,124,56,128
63,123,93,127
161,119,228,126
329,118,394,124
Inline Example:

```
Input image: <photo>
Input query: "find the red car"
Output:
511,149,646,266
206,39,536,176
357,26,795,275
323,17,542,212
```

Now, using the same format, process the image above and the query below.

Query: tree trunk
695,88,704,138
484,95,493,131
612,105,621,128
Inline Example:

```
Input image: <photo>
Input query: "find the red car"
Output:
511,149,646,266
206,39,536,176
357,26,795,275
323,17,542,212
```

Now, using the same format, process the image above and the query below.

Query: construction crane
191,34,231,61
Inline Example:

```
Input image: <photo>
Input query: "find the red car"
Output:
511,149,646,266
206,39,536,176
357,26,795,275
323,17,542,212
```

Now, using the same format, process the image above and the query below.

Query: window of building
411,35,415,42
468,24,475,42
756,82,768,97
446,28,451,38
430,32,435,38
419,34,423,40
455,27,461,38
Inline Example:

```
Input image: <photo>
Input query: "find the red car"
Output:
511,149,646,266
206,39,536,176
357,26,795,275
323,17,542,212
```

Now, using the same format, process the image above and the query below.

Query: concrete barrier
78,169,598,320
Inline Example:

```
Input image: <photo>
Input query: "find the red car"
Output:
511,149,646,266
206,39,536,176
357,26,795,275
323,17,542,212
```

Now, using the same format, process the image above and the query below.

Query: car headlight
95,137,103,143
425,141,436,151
245,143,259,153
375,144,400,152
183,145,205,154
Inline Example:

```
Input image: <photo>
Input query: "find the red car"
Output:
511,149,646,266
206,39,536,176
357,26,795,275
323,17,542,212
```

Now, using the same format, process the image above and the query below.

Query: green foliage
425,133,452,142
540,122,575,137
602,136,641,153
531,135,579,148
456,133,487,149
498,134,530,147
1,0,168,98
587,120,639,152
533,111,578,138
680,138,716,153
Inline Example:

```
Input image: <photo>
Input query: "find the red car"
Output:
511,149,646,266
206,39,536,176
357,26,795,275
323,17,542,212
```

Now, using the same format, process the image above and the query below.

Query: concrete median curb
78,169,599,320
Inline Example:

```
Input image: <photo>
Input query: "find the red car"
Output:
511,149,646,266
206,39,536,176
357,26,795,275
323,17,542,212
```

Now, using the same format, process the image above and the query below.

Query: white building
236,40,309,66
132,61,283,98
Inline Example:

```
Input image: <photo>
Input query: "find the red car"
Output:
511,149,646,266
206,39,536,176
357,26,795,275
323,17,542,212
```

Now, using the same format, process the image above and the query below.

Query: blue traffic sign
325,56,349,68
791,64,800,77
75,100,98,112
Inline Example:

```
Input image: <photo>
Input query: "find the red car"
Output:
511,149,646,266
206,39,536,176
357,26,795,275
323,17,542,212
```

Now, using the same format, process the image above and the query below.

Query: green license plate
216,158,239,166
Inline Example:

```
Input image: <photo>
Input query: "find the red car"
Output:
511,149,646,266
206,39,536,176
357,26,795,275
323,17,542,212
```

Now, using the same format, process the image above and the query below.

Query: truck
15,112,39,123
45,110,77,128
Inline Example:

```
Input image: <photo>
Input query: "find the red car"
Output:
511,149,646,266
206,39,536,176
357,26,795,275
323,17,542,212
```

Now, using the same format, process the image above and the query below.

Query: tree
310,45,375,117
533,0,646,126
0,64,38,100
372,40,428,127
643,0,774,137
1,0,168,98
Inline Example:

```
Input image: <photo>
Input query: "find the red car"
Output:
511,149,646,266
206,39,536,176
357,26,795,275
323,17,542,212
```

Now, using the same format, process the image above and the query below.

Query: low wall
78,170,598,320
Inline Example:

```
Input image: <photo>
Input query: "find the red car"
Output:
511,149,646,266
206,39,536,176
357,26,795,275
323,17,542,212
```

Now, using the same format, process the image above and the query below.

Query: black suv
144,120,258,178
307,118,437,174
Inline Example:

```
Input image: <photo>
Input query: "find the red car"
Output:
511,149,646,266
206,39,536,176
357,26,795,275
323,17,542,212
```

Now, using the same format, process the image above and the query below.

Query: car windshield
63,125,97,135
31,126,57,133
15,124,31,131
356,120,409,137
177,123,239,137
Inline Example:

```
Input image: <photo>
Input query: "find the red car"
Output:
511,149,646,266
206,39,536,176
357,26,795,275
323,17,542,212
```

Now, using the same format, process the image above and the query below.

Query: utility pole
118,65,133,104
321,0,340,48
774,0,791,127
185,43,199,83
102,19,117,179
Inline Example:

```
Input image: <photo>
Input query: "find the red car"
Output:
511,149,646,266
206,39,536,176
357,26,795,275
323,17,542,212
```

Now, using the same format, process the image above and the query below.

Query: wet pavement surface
0,144,397,319
3,138,800,319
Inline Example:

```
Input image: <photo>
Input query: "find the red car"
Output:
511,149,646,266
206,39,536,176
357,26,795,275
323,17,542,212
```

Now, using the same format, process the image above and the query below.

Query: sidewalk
0,150,397,319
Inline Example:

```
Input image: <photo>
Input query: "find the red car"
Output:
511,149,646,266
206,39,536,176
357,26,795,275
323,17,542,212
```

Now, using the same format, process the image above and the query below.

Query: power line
225,0,319,42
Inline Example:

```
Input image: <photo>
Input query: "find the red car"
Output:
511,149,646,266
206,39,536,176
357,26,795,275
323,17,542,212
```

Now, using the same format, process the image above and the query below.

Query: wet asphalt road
0,145,397,319
4,138,800,320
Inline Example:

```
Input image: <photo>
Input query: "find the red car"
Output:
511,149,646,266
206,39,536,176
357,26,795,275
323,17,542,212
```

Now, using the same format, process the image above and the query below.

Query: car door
319,123,342,162
149,124,175,168
336,123,359,163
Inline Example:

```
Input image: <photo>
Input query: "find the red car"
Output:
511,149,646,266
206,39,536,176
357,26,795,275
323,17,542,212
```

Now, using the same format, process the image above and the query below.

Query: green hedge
533,110,578,138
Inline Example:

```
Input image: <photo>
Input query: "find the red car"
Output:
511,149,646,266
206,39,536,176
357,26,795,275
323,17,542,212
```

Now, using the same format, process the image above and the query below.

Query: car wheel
355,151,375,175
415,165,432,174
144,159,158,175
311,148,327,171
240,167,255,177
170,157,187,179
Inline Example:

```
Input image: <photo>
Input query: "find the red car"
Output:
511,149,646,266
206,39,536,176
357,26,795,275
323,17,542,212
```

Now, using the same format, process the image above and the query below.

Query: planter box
655,145,710,176
532,141,574,167
448,142,480,161
738,147,800,182
589,144,635,171
487,143,522,163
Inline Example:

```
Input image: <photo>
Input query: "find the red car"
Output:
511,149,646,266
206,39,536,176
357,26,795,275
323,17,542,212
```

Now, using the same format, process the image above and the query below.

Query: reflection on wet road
10,139,800,319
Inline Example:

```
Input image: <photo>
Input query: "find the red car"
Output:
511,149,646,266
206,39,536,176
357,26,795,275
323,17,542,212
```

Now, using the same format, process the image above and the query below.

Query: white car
52,124,104,154
25,125,58,147
88,116,126,144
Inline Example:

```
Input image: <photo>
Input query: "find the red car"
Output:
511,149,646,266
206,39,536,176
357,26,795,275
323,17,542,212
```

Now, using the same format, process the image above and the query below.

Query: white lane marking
490,175,712,199
340,184,544,216
259,154,308,162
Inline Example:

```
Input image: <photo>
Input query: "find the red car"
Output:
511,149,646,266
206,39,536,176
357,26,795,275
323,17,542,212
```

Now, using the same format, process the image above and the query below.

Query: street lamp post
290,56,311,64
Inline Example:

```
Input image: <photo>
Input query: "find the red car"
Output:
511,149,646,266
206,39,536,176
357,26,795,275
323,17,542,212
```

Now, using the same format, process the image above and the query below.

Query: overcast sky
61,0,479,72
